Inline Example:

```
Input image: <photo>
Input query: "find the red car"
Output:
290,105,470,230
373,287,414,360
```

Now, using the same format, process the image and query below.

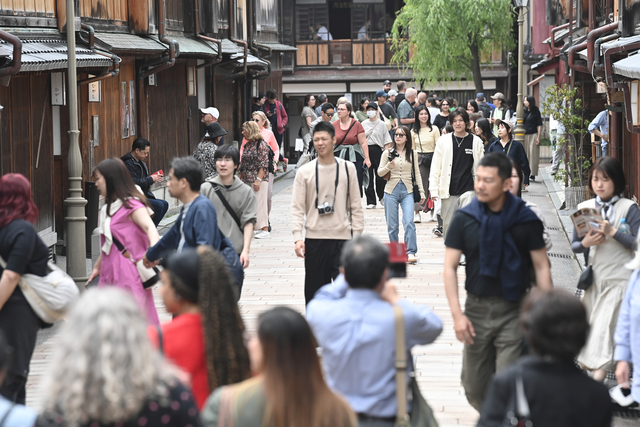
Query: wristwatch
255,177,263,182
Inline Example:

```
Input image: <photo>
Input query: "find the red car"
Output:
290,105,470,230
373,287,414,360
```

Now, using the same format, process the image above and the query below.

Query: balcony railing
296,39,395,67
296,39,504,68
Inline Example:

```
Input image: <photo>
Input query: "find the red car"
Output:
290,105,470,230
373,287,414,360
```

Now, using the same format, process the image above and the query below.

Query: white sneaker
254,230,270,239
407,254,417,264
414,212,421,223
366,204,376,209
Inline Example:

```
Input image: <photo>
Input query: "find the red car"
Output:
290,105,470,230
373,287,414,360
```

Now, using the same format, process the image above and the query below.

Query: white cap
388,90,398,96
200,107,220,119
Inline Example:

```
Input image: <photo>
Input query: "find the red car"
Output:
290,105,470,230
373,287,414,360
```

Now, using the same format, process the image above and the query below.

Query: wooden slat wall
0,75,54,233
78,59,137,181
80,0,128,23
166,0,184,29
215,78,236,144
148,63,190,172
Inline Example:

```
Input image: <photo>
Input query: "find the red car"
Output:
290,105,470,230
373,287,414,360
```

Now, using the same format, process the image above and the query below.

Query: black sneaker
530,175,535,181
268,221,272,232
433,227,443,237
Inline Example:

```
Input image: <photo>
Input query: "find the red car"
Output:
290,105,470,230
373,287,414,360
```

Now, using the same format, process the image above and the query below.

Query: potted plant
541,84,591,209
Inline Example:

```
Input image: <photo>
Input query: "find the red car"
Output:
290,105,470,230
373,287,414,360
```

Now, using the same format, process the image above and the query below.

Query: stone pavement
23,162,602,426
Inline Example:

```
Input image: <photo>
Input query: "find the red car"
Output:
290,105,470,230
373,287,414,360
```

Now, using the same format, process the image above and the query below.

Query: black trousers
0,298,41,404
365,145,386,206
304,238,345,304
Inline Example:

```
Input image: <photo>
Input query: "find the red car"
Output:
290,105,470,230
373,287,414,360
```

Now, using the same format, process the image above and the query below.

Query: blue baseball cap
375,90,389,98
476,92,485,99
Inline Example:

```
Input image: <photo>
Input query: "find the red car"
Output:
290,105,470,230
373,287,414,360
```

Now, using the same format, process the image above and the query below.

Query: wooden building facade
0,0,290,245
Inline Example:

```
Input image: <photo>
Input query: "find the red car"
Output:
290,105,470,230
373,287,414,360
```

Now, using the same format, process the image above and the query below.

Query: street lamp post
64,0,87,289
513,0,528,143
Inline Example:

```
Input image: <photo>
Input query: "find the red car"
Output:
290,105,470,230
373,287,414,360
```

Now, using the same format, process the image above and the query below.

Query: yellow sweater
411,126,440,154
291,158,364,242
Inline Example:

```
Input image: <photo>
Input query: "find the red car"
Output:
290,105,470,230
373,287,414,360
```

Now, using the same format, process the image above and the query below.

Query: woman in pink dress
87,158,160,324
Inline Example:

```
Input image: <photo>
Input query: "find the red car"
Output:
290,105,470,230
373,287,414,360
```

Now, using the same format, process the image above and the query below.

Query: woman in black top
0,174,48,404
432,98,452,131
475,118,498,153
523,96,543,180
478,289,612,427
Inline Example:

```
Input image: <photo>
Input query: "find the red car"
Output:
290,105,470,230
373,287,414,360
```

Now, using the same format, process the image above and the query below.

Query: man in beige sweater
292,121,365,304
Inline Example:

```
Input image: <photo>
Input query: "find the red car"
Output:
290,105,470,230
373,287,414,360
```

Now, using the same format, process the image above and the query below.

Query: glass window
351,3,386,40
295,5,330,41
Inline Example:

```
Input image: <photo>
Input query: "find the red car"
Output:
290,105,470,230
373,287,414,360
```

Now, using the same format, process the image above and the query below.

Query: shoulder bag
0,255,79,324
410,151,421,203
416,131,434,168
112,236,160,289
577,254,594,291
393,305,439,427
502,369,533,426
205,183,242,231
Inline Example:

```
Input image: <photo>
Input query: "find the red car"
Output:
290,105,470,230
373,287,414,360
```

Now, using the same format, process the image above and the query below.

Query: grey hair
406,88,417,98
39,287,179,426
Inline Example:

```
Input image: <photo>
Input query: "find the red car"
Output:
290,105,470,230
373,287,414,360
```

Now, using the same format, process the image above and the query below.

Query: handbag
416,132,434,168
393,305,439,427
112,236,160,289
577,265,593,290
0,255,80,324
410,151,421,203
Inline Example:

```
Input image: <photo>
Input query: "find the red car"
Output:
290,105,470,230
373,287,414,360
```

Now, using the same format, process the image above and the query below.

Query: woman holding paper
571,156,640,382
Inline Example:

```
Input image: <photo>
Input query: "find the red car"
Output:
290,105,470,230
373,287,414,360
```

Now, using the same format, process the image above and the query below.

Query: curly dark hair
165,246,251,391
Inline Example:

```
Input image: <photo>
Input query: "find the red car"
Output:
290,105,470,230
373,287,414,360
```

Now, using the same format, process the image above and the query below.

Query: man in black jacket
121,137,168,226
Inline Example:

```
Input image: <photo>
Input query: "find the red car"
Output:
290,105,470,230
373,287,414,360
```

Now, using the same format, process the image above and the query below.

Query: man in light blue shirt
306,235,442,426
589,110,609,157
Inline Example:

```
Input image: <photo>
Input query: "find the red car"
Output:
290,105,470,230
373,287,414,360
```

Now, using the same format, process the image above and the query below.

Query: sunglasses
253,119,261,122
441,103,449,106
394,133,406,137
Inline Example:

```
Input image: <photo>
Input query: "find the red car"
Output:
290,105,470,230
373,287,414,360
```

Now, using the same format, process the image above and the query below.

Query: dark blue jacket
146,195,222,261
488,139,531,185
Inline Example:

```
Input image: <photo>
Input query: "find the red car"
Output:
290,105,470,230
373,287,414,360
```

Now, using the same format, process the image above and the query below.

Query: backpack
479,104,492,119
259,139,275,174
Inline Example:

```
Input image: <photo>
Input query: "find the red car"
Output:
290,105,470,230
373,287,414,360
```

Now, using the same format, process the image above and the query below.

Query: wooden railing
296,39,503,67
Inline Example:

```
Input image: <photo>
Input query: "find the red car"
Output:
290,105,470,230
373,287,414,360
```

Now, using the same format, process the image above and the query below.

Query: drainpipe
610,104,620,159
78,52,121,85
586,22,619,74
193,0,222,64
79,23,95,50
138,0,177,80
593,33,620,73
228,0,247,76
567,40,589,74
603,41,640,134
0,30,22,78
253,43,273,80
550,21,576,51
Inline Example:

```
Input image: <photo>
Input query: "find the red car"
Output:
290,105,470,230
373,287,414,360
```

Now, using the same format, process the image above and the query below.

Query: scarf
596,194,621,222
98,186,154,255
460,192,541,301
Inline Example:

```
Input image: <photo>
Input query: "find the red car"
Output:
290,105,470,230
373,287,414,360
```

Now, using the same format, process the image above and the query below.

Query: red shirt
148,313,209,409
333,118,365,146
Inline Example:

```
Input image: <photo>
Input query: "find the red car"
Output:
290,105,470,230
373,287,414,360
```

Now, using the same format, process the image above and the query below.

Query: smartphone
387,242,407,278
589,221,600,231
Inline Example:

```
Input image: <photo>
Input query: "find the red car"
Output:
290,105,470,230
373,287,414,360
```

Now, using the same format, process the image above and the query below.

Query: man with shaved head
398,88,417,126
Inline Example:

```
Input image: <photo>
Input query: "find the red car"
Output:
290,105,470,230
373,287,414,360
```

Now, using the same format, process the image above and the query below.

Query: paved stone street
24,163,633,426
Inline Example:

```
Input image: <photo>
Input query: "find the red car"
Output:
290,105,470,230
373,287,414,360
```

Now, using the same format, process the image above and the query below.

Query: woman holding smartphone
571,157,639,382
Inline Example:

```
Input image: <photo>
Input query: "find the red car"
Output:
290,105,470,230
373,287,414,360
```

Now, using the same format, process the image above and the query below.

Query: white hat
388,90,398,96
200,107,220,119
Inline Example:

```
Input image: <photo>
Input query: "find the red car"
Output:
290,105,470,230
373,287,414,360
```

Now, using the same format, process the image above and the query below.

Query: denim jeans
148,198,169,227
383,181,417,255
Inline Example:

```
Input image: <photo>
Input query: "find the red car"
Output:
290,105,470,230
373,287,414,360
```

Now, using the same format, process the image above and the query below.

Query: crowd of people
0,79,636,427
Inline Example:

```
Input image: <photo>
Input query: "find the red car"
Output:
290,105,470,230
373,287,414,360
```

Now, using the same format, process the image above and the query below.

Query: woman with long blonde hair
36,288,201,427
202,306,357,427
250,111,279,220
238,121,271,239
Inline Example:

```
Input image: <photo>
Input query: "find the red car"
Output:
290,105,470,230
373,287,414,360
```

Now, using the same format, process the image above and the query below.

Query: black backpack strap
344,160,352,237
334,119,358,150
208,182,243,231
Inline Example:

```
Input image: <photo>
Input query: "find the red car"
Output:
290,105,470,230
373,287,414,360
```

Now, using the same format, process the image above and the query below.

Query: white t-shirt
317,26,333,41
362,118,392,148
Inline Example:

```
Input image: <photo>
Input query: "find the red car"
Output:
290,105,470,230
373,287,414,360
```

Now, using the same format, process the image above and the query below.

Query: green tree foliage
391,0,515,92
541,84,590,187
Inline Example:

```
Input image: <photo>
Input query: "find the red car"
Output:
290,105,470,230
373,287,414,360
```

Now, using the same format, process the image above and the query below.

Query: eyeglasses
394,133,406,137
441,103,450,107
